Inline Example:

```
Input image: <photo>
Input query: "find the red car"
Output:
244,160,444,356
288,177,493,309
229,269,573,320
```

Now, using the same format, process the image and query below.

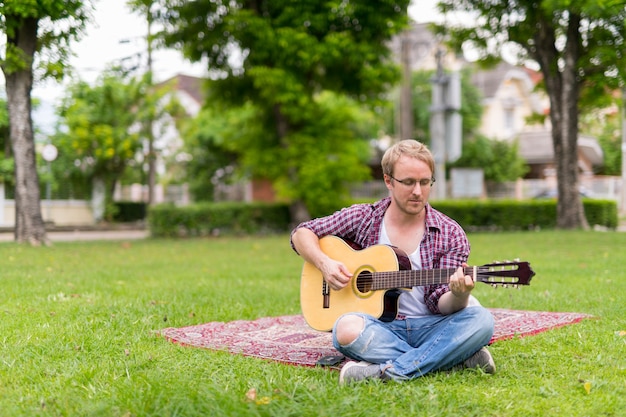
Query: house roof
517,129,603,166
517,130,554,163
471,61,544,113
471,62,515,99
157,74,205,105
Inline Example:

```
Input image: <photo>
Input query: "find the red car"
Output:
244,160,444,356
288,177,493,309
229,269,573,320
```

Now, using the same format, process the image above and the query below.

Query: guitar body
300,236,409,332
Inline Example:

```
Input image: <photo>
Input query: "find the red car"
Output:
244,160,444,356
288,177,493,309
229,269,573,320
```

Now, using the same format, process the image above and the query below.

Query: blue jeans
332,306,494,381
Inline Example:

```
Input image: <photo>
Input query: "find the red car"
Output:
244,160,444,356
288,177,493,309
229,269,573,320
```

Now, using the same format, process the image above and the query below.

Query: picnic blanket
160,308,592,367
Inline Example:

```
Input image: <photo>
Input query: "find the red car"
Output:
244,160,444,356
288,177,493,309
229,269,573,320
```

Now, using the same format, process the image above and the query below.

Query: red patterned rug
160,309,592,367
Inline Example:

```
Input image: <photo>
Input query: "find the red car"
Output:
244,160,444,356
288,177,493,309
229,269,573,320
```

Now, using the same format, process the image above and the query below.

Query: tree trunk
3,16,49,245
534,12,588,230
556,14,588,229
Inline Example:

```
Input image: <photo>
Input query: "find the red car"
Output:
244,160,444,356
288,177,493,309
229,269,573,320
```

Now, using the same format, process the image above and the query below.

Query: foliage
579,108,622,176
181,90,376,216
435,198,617,231
113,201,147,222
0,97,9,153
0,157,15,184
51,71,145,218
153,0,410,218
177,106,244,202
449,135,528,182
148,201,291,237
0,98,12,183
437,1,626,97
0,232,625,415
147,197,617,238
0,0,92,80
51,70,182,219
596,125,623,176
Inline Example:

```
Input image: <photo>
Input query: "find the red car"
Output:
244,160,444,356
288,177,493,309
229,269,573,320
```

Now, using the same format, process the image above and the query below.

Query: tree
0,0,91,244
437,1,626,229
178,105,243,202
449,134,528,182
182,91,376,217
153,0,410,220
53,70,181,221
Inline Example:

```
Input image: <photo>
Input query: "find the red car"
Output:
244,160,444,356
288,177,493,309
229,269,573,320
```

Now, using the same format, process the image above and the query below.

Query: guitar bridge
322,280,330,309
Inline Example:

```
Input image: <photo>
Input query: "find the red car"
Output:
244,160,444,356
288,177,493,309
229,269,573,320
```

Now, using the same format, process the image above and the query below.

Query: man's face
384,155,433,217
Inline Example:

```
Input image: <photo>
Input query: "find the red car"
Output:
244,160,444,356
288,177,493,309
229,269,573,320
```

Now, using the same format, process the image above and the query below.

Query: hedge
147,198,618,237
148,202,291,237
433,198,618,231
113,202,147,222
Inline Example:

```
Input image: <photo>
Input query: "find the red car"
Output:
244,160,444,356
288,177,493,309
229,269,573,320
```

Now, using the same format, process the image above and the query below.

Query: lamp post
621,88,626,214
41,143,58,222
430,48,462,200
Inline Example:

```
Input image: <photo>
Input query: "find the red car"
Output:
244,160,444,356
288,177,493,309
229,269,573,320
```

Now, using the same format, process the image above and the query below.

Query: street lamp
41,143,58,222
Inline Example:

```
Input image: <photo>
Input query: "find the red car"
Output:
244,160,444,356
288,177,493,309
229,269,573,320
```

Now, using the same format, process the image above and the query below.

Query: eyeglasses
388,175,436,188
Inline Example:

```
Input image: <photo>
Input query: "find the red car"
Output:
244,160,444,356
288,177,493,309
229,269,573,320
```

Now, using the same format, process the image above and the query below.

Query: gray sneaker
462,347,496,374
339,361,382,384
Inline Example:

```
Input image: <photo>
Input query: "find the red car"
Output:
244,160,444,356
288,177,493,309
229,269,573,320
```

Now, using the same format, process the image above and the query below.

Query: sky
29,0,442,131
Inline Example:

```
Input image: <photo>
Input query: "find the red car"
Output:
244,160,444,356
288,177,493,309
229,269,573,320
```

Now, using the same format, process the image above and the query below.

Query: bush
148,202,291,237
434,198,617,231
147,199,617,238
113,202,147,222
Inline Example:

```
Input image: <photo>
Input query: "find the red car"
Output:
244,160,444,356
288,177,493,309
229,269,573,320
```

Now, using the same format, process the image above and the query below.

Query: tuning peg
514,258,520,262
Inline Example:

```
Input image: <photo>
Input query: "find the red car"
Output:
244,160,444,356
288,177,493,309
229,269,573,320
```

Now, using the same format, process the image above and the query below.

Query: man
290,139,495,384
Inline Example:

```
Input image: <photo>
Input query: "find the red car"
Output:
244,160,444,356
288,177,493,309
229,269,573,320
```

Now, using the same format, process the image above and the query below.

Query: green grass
0,231,625,416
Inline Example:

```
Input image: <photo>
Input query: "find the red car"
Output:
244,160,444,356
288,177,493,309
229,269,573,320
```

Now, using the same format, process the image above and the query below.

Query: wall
1,198,95,227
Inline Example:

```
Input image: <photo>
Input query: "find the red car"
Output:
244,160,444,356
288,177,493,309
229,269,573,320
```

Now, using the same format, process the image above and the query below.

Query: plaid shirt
291,197,470,314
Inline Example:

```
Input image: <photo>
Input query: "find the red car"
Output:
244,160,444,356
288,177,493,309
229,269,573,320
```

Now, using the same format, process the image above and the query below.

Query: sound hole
356,270,373,293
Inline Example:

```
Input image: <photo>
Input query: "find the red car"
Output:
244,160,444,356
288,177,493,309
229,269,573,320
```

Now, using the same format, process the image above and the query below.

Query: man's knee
335,314,365,346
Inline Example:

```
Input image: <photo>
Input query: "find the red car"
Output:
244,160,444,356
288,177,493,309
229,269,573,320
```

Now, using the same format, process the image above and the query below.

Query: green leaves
449,135,528,182
154,0,409,215
51,69,182,218
0,0,90,80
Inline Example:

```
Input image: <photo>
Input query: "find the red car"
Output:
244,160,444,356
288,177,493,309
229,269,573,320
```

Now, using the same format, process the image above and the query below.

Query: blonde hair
381,139,435,176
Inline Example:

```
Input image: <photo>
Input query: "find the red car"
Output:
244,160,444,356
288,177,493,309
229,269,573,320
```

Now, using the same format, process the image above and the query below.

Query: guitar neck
370,267,470,290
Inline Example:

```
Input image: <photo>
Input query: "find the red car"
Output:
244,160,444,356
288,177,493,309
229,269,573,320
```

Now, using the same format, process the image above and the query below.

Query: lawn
0,231,624,416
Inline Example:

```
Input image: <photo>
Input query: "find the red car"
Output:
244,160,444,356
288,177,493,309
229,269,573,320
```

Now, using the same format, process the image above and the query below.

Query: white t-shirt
379,221,480,318
379,221,431,316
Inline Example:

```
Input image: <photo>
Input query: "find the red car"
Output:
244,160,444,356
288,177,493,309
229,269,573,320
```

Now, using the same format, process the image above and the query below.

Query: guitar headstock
475,260,535,287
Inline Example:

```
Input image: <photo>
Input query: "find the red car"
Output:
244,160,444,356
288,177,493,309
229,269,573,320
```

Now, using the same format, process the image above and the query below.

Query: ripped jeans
332,306,494,381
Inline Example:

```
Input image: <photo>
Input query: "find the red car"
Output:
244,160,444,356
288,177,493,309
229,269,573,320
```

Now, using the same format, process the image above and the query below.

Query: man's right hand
319,258,353,291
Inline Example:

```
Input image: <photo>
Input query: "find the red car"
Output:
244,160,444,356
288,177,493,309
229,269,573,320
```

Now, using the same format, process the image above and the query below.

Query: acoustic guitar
300,235,535,331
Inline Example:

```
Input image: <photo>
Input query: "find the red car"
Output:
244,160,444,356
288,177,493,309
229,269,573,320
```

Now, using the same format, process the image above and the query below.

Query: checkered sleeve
289,203,377,253
423,214,470,314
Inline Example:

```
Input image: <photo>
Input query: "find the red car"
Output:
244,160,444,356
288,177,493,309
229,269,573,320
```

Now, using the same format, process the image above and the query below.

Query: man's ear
383,174,393,190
